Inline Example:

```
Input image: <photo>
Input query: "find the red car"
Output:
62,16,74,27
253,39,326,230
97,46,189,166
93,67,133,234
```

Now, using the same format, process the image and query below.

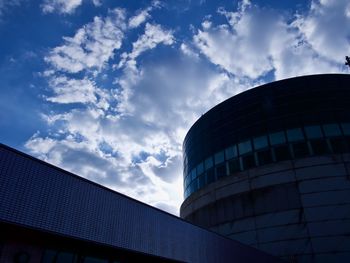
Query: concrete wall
181,154,350,262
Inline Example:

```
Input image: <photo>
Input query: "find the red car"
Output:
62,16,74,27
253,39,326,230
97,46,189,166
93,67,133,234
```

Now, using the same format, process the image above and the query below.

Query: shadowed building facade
0,144,282,263
180,74,350,262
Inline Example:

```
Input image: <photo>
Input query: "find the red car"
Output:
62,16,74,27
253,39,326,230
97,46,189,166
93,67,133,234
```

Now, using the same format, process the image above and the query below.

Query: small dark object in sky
345,56,350,68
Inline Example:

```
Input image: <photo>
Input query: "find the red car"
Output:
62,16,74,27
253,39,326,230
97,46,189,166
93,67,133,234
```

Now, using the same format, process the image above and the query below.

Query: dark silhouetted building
181,74,350,262
0,144,281,263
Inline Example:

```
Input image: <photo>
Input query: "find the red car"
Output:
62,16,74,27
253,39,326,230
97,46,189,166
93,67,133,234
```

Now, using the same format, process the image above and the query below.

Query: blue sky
0,0,349,215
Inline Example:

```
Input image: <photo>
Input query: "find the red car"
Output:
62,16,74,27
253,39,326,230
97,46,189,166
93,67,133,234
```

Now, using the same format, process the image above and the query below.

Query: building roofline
0,143,181,220
0,142,277,256
183,73,350,147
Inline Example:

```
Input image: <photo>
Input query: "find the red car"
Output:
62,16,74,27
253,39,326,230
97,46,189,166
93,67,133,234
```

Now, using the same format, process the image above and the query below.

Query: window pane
42,250,57,263
187,188,190,198
269,131,286,145
206,168,215,184
330,138,349,154
341,123,350,135
292,142,309,159
216,163,226,179
228,158,240,174
305,125,323,139
185,176,190,188
214,151,225,164
191,168,196,180
204,157,213,169
196,162,204,175
311,139,329,155
274,145,290,161
56,252,77,263
198,174,206,188
225,145,237,159
238,140,252,155
190,179,198,193
183,166,188,179
84,257,108,263
242,155,255,170
287,128,304,142
253,135,268,150
257,149,273,166
323,123,341,137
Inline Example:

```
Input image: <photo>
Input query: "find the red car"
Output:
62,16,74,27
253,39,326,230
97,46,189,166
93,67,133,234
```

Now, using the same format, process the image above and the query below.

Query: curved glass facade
184,122,350,198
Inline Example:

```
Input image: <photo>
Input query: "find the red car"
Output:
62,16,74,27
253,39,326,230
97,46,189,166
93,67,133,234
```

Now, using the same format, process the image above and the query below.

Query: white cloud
41,0,105,13
27,0,349,216
128,9,151,29
25,134,57,158
118,23,174,69
41,0,82,14
201,20,212,30
193,0,346,80
92,0,102,7
127,0,161,29
0,0,22,17
46,76,99,104
293,0,350,63
130,22,174,58
31,10,181,213
194,4,277,78
29,44,254,215
26,103,184,214
115,22,175,115
45,8,126,73
180,43,199,58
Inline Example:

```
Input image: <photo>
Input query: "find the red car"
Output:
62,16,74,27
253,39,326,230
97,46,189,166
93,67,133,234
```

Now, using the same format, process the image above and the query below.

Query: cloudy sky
0,0,349,215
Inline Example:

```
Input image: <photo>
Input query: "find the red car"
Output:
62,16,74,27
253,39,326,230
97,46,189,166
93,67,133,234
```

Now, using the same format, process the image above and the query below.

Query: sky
0,0,349,215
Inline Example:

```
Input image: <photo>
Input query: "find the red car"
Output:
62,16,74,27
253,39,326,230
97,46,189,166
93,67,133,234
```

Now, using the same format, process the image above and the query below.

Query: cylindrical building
180,74,350,262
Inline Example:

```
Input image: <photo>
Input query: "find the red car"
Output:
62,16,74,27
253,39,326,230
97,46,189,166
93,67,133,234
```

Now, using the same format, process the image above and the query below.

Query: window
330,138,348,154
54,251,77,263
185,176,190,188
341,123,350,135
42,250,57,263
274,145,290,161
228,158,240,174
257,149,273,165
305,125,323,139
196,162,204,175
242,155,255,170
204,157,213,170
287,128,304,142
183,123,350,193
269,131,286,145
225,145,237,159
190,179,198,193
323,123,342,137
183,166,188,179
310,139,329,155
238,140,252,155
214,151,225,165
184,188,189,198
83,256,108,263
190,168,196,181
253,135,268,150
206,168,215,184
183,157,187,174
198,174,206,188
216,163,226,179
292,142,309,159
